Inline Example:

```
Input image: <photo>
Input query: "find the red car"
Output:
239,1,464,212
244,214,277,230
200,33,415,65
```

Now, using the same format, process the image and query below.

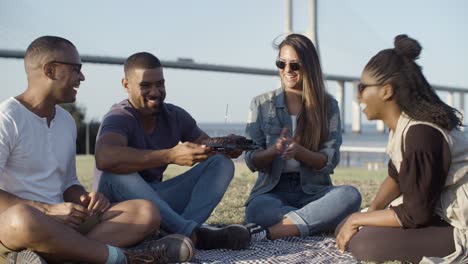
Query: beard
144,95,165,116
150,103,164,116
151,108,161,116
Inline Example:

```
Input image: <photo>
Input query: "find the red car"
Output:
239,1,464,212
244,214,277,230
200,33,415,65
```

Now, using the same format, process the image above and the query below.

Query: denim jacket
244,88,342,204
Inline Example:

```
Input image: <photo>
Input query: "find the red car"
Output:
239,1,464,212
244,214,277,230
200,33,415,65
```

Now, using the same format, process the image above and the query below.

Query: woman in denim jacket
245,34,361,241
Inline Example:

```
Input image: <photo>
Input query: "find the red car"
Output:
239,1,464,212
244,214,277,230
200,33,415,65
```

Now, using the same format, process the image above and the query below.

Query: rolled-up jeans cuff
285,211,309,237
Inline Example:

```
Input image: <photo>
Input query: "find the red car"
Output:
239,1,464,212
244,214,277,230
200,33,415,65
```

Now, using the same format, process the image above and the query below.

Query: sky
1,0,467,125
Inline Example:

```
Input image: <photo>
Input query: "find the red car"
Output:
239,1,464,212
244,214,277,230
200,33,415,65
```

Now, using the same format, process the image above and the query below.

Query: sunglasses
357,82,385,93
49,60,82,73
275,60,301,71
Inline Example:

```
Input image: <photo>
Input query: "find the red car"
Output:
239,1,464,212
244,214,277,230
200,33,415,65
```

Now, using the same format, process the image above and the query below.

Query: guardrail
1,49,466,152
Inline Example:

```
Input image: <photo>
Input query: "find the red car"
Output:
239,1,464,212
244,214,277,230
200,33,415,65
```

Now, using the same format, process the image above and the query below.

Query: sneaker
124,251,157,264
125,234,194,264
6,250,47,264
246,223,270,242
194,224,251,250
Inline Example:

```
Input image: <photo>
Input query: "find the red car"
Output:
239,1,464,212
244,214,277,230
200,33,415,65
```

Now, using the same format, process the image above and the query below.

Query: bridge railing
327,75,467,134
1,49,466,149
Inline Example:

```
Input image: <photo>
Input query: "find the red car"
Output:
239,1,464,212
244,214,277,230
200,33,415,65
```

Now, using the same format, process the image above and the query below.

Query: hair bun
394,34,422,60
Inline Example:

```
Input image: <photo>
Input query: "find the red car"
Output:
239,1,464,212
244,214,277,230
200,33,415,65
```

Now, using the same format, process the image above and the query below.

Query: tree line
61,103,100,155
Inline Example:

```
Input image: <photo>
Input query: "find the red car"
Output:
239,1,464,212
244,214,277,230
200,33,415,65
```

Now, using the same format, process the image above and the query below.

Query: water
199,123,389,168
199,122,467,168
199,122,389,147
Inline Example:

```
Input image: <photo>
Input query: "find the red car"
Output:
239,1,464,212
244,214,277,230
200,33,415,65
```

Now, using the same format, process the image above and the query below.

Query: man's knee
210,154,234,173
99,171,140,185
140,200,161,230
128,199,160,233
98,172,145,201
1,204,48,246
204,154,235,188
3,204,42,230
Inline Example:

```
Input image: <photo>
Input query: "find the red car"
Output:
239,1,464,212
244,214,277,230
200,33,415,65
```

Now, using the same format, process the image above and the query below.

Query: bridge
1,48,465,137
1,0,466,165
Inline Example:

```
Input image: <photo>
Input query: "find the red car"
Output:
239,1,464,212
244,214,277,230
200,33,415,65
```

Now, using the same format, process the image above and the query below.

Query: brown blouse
388,124,451,228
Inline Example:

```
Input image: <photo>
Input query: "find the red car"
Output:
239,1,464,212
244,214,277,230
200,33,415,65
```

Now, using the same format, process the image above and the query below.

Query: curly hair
364,34,463,130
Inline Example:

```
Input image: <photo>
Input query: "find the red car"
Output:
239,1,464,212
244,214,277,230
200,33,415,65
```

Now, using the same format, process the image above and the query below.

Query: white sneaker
246,223,270,242
6,250,47,264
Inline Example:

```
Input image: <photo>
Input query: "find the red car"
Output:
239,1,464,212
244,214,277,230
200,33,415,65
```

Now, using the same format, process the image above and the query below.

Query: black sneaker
194,224,251,250
126,234,194,263
246,223,270,242
6,250,47,264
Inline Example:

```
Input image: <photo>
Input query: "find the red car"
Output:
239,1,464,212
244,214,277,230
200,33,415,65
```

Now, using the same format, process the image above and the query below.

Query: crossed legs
98,154,235,237
0,199,159,263
347,222,455,263
246,184,362,240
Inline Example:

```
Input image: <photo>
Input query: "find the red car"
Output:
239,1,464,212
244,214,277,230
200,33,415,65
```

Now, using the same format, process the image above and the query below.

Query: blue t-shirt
96,99,202,182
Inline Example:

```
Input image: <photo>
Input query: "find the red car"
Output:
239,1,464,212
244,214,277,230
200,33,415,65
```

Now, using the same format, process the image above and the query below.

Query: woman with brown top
335,34,468,263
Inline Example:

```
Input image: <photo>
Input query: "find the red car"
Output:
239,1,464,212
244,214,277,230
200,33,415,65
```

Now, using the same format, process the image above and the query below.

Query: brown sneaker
124,251,158,264
194,224,251,250
126,234,194,264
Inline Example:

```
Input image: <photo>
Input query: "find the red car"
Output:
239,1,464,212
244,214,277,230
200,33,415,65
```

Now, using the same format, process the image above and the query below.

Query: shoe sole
224,225,251,250
6,250,47,264
197,224,251,250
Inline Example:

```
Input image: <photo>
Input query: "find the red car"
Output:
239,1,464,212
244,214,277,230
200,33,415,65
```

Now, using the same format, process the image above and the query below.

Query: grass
76,155,386,225
78,155,400,263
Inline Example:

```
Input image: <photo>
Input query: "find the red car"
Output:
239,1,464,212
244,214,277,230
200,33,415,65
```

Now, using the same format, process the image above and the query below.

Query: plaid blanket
191,236,357,264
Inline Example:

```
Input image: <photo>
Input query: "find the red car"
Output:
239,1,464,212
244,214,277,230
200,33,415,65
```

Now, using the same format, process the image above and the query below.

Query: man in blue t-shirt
94,52,251,250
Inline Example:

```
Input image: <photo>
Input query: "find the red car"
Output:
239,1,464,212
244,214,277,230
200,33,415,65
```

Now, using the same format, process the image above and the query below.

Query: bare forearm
369,176,401,211
295,145,327,169
252,146,277,169
0,189,49,214
349,210,401,228
96,145,171,174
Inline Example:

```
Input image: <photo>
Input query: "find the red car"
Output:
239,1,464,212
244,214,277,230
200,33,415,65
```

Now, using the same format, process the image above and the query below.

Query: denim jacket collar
274,88,287,109
272,88,292,135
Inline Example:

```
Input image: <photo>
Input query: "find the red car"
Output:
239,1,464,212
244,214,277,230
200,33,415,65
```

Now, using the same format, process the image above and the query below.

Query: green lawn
78,155,400,263
77,155,386,225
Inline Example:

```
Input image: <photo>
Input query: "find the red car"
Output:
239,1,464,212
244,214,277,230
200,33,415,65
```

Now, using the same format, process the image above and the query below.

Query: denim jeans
245,173,361,236
97,154,234,237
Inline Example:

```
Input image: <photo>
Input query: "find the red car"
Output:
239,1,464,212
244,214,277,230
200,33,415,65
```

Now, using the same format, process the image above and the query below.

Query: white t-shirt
0,97,80,204
283,115,301,173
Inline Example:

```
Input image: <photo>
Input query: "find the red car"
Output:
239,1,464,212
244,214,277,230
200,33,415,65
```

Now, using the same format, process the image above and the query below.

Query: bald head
124,52,162,77
24,36,76,74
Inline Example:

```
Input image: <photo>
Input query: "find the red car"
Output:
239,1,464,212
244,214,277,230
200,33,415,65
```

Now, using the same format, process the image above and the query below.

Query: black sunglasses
357,82,385,93
49,60,82,72
275,60,301,71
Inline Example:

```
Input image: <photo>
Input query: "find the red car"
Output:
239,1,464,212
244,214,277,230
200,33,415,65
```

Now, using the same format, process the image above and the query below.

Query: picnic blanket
190,236,357,264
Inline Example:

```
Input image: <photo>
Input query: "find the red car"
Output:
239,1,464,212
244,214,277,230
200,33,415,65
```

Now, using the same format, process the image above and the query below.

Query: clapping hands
275,128,300,160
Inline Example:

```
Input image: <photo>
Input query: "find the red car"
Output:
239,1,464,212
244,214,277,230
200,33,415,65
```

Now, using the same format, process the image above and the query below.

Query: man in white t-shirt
0,36,193,264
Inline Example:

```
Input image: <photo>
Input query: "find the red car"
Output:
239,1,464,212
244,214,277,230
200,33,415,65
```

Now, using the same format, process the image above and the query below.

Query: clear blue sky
1,0,467,124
